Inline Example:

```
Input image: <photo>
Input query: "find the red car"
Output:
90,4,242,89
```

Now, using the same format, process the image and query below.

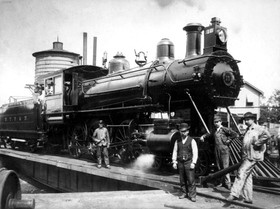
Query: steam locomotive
0,17,243,175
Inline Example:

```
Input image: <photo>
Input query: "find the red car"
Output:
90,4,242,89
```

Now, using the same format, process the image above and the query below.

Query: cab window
45,75,62,96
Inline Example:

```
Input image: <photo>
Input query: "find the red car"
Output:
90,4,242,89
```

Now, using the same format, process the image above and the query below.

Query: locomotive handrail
150,63,203,85
178,55,241,64
148,63,194,84
47,104,162,115
82,64,152,85
82,85,142,95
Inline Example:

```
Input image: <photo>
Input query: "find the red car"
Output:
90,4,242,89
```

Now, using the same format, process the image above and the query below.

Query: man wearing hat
227,112,270,204
93,120,111,169
172,123,198,202
201,115,238,190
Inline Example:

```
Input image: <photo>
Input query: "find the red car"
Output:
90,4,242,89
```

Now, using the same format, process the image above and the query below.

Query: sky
0,0,280,105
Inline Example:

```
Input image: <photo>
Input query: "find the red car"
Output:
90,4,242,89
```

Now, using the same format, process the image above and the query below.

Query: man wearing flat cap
93,120,111,169
227,112,270,204
201,115,238,190
172,123,198,202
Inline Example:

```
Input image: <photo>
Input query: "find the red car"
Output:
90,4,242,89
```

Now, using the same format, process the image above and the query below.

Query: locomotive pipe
83,32,87,65
200,162,242,184
186,90,210,134
93,36,97,66
226,107,241,135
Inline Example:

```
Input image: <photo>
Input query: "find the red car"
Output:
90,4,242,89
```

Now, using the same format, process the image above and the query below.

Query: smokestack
183,23,204,58
83,32,87,65
93,36,97,66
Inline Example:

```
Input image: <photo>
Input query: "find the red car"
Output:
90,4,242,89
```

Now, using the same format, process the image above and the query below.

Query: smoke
154,0,206,11
132,154,155,171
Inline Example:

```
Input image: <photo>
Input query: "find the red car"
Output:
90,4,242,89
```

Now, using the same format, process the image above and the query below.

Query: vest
177,136,193,162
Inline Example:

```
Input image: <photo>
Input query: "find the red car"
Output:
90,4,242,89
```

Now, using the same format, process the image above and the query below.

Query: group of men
172,112,270,204
92,112,270,204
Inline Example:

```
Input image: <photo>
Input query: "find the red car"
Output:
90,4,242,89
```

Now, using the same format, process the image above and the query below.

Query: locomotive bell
183,23,204,58
156,38,175,63
108,52,130,74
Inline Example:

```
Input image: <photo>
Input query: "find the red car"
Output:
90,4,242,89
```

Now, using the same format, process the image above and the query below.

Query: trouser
178,160,196,198
230,158,256,202
215,147,231,186
96,146,109,166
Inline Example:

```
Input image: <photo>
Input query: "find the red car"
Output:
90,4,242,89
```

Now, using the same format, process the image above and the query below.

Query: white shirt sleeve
191,139,198,164
172,140,178,164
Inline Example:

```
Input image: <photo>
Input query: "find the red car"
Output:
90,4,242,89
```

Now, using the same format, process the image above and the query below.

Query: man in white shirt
93,120,111,169
172,123,198,202
227,112,270,204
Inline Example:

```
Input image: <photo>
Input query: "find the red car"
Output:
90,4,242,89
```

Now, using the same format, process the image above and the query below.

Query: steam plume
132,154,155,171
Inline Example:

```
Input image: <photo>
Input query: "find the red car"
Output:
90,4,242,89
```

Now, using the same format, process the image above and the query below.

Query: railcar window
54,76,62,94
45,75,62,95
45,78,54,96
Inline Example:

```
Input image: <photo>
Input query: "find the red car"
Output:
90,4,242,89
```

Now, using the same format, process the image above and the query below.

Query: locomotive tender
0,17,243,175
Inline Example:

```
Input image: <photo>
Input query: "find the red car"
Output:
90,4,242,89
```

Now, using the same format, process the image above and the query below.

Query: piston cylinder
146,131,181,153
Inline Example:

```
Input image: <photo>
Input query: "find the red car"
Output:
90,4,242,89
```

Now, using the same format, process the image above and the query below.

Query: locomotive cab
43,71,64,124
42,65,108,124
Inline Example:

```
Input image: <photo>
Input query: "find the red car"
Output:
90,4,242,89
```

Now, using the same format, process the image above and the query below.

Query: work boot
226,195,238,201
190,197,196,202
215,183,223,188
179,194,187,199
106,165,111,169
97,164,101,168
243,199,253,204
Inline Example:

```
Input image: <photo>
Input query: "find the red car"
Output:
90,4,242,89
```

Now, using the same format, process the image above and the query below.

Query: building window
246,97,253,107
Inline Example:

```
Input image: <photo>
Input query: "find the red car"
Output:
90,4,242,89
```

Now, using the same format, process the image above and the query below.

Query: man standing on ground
93,120,111,169
227,112,270,204
201,115,238,189
172,123,198,202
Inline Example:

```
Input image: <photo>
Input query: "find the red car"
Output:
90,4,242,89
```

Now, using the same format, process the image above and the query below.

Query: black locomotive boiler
0,17,243,175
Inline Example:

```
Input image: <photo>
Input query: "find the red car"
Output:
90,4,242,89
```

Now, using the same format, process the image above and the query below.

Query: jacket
215,126,238,147
242,123,270,161
93,127,110,147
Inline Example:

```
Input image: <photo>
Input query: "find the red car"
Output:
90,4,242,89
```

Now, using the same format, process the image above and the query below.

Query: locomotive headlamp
204,17,228,53
217,28,227,44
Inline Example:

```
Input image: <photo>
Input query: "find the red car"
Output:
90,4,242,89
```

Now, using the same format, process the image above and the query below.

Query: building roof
244,80,263,96
32,41,80,57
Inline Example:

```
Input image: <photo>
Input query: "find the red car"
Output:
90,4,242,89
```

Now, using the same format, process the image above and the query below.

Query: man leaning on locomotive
200,115,238,190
